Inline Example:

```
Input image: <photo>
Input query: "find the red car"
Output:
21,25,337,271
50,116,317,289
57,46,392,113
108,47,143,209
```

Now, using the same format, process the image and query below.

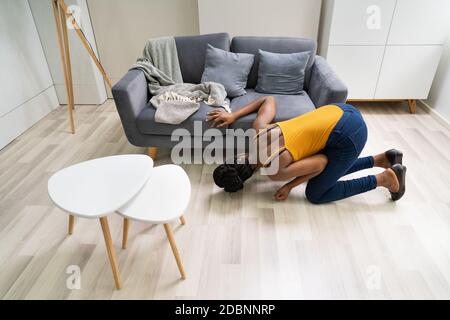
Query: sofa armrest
308,55,348,107
112,69,150,146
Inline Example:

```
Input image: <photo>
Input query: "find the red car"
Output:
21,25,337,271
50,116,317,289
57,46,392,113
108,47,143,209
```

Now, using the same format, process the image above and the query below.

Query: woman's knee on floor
305,183,326,204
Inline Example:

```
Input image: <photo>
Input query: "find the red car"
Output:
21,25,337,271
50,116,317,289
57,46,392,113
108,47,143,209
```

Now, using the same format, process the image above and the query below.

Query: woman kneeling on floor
210,96,407,203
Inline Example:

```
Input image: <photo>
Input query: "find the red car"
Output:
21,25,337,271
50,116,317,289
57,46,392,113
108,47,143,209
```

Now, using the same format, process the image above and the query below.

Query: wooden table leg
122,218,130,249
163,224,186,280
68,215,75,235
179,215,186,226
99,217,122,289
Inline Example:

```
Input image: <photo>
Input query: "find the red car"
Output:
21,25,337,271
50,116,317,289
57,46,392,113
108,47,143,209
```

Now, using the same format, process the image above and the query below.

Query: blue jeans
305,104,377,204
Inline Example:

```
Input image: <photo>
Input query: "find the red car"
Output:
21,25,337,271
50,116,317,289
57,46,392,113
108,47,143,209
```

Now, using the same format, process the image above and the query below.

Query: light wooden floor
1,100,449,299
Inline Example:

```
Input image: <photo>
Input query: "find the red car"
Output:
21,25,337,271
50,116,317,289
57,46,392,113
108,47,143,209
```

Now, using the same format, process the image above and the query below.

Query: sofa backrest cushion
175,33,231,84
201,44,254,98
231,36,317,89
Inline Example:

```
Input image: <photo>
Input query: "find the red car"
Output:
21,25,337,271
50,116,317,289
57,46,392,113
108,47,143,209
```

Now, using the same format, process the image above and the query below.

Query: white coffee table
48,154,153,289
118,164,191,280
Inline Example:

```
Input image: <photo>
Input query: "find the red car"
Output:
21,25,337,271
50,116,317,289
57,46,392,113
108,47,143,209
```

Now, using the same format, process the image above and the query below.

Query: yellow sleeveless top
276,105,344,161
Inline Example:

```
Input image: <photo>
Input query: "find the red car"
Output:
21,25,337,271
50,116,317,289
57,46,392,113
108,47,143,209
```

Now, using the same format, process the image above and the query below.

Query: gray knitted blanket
130,37,230,124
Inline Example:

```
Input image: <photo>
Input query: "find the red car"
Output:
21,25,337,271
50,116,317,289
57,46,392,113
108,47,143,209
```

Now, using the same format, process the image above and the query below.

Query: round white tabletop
48,154,153,218
118,164,191,224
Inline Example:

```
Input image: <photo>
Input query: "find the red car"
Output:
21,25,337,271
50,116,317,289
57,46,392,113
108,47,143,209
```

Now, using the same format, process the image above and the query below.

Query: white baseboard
0,86,59,150
418,100,450,131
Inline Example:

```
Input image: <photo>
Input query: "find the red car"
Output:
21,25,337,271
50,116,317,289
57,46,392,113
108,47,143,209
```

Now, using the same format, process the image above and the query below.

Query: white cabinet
375,46,443,99
328,0,396,45
319,0,446,105
327,46,385,99
387,0,448,45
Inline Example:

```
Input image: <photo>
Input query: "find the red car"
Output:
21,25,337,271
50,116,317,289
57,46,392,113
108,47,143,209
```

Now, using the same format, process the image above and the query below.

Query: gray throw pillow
256,49,310,95
201,44,254,98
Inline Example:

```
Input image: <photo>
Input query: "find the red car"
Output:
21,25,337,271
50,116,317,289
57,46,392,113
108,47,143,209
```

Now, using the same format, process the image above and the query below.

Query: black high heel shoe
390,164,407,201
385,149,403,167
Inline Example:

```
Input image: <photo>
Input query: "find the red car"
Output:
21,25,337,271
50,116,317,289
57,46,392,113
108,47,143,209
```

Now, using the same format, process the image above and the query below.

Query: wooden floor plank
0,100,449,299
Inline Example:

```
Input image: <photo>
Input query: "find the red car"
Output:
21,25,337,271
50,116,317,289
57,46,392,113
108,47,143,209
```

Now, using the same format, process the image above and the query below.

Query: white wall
198,0,322,39
425,34,450,123
87,0,200,96
87,0,322,97
28,0,107,105
0,0,59,150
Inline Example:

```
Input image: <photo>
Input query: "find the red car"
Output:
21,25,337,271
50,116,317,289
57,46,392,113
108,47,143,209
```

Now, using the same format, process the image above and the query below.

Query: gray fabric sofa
112,33,348,149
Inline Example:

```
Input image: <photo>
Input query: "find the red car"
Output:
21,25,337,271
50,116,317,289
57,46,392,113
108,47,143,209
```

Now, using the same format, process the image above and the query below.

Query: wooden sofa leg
147,147,158,160
408,99,417,114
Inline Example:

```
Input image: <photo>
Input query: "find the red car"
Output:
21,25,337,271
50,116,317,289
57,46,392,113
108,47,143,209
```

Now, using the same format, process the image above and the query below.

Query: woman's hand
274,185,292,201
206,110,236,128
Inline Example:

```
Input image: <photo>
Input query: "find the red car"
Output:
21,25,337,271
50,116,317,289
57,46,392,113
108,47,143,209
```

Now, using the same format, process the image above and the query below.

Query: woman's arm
274,171,322,201
207,96,276,129
272,154,328,200
270,154,328,182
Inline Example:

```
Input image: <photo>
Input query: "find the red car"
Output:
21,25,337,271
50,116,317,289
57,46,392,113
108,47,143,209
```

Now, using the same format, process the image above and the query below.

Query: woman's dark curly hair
213,156,255,193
